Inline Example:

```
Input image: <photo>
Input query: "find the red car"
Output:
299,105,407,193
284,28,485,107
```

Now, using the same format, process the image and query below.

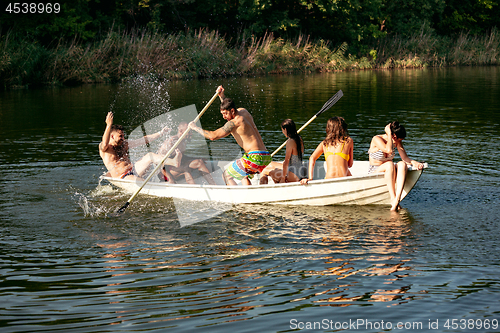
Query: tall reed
374,27,500,68
1,27,499,89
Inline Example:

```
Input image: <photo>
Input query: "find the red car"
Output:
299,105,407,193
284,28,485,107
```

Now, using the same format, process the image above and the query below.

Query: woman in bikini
368,121,424,211
300,116,353,185
260,119,306,184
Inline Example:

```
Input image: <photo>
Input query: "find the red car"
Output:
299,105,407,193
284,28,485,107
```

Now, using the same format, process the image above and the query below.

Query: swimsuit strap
334,140,350,161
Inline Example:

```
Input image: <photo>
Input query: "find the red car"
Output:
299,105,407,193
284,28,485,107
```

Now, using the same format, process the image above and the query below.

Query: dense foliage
1,0,499,88
1,0,498,47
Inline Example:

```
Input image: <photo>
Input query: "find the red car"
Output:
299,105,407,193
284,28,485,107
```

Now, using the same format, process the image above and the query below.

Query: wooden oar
270,90,343,157
116,91,220,213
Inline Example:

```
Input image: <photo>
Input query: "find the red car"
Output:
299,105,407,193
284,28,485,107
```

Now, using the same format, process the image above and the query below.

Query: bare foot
172,148,182,168
390,198,400,211
259,175,269,185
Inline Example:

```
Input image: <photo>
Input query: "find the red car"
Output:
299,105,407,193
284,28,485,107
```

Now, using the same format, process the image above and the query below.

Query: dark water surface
1,68,499,332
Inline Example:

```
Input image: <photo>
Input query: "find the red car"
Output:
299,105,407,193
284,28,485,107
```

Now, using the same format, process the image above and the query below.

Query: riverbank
1,28,499,89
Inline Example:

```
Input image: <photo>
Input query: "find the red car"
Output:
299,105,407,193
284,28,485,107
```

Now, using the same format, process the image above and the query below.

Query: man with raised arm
99,111,181,180
188,85,271,185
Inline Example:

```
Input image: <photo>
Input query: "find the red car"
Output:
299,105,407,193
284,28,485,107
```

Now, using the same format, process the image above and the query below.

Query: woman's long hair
323,116,349,147
281,119,303,160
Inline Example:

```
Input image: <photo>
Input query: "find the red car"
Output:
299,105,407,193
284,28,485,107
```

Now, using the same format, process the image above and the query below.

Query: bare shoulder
370,134,384,148
237,108,253,119
286,137,297,148
222,120,237,133
99,141,112,153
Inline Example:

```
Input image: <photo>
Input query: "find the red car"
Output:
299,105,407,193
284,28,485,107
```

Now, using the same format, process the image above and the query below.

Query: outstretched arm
300,142,323,185
396,143,424,170
189,121,234,141
99,112,113,152
128,125,170,149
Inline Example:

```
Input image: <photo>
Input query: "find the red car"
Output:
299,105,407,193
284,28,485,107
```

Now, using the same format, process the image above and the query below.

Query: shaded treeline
1,0,499,88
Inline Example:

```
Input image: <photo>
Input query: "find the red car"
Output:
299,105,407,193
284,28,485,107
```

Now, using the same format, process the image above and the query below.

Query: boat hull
101,161,425,206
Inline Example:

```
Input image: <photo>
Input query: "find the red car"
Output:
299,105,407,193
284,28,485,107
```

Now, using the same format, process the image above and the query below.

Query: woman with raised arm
368,121,424,211
300,116,353,185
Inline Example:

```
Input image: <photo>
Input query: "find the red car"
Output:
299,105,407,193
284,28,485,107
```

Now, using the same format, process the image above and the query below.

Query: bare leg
392,161,408,210
260,162,284,184
135,149,182,176
272,169,286,183
188,159,216,185
167,149,182,168
241,176,252,186
375,162,397,210
223,169,237,186
183,171,195,184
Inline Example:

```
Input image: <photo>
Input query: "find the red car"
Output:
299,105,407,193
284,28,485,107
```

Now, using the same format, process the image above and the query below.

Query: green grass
1,27,499,89
374,27,499,68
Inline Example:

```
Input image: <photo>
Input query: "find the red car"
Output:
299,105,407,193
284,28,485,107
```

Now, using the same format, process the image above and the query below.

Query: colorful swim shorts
226,150,272,181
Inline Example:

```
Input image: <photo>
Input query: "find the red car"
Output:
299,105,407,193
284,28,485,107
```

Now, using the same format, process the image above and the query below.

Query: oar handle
270,115,317,157
117,91,220,213
270,90,343,157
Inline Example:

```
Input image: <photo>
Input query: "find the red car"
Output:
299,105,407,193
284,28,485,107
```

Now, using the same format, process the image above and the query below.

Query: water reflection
180,204,425,310
1,67,500,331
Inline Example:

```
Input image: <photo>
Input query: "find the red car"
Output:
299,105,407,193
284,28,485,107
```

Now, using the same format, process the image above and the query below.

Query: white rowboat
101,160,427,206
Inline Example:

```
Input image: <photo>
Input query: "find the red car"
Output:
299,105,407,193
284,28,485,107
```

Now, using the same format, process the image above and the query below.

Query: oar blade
116,201,130,214
316,90,343,116
270,90,344,157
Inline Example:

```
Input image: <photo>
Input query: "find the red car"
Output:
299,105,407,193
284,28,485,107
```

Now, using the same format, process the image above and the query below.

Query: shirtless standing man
99,111,181,180
188,86,271,186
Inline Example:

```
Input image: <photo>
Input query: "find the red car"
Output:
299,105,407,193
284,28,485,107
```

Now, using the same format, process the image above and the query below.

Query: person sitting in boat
158,122,216,185
259,119,306,184
99,111,182,180
300,116,353,185
189,85,271,186
368,121,424,211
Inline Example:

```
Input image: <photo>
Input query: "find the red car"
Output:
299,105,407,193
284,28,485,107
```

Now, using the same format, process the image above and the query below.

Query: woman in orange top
300,116,353,185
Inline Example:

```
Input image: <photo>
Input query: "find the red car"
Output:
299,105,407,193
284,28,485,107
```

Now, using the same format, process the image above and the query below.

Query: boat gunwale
100,163,427,191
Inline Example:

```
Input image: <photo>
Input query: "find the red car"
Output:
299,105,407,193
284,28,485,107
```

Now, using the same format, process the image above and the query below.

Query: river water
1,67,499,332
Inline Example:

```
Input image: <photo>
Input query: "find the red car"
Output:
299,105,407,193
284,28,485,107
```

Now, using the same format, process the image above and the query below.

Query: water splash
89,183,116,197
74,191,110,218
110,75,172,126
